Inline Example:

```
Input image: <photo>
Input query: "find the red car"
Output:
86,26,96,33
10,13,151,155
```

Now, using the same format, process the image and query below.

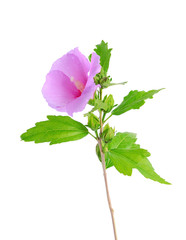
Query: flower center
70,76,85,93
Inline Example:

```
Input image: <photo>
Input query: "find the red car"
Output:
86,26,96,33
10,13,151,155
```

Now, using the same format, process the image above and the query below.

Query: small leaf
107,81,128,87
105,132,170,184
112,89,164,116
21,115,88,145
94,40,112,74
88,54,92,62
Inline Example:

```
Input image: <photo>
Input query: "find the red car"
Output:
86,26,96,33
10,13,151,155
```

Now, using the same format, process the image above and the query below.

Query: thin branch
108,81,128,87
103,114,113,124
98,87,118,240
88,131,97,140
95,130,99,139
97,138,118,240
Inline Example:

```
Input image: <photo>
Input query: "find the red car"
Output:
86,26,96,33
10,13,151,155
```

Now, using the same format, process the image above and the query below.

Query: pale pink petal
89,52,101,79
66,84,98,116
65,53,101,116
42,49,101,115
69,48,90,77
51,48,90,85
42,70,81,112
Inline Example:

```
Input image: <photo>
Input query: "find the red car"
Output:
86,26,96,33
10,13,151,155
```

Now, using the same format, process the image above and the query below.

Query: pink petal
89,52,101,79
51,48,90,86
69,48,90,77
42,70,81,112
66,83,98,116
66,53,101,116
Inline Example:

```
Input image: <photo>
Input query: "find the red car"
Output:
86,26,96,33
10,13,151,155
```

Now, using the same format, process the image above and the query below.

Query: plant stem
102,112,107,123
97,139,118,240
98,87,118,240
104,113,112,124
88,131,97,140
95,130,99,139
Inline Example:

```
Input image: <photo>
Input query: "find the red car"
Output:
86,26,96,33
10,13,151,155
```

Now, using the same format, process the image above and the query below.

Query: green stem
103,114,112,124
102,112,107,123
95,130,99,139
99,88,103,136
88,131,97,140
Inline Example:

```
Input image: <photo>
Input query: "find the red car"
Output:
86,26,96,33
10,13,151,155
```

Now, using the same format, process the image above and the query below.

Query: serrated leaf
21,115,88,145
105,132,170,184
94,40,112,74
112,89,163,115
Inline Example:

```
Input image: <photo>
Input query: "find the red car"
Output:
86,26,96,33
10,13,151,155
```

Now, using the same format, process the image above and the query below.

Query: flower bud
104,94,114,113
102,124,115,142
87,113,100,131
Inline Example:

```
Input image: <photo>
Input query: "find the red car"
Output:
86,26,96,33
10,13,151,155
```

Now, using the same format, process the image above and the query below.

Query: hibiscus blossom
42,48,101,116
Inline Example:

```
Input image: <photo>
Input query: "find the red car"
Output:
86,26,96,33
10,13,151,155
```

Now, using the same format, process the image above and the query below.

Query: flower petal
65,52,101,116
51,48,90,86
42,70,81,112
69,48,90,77
89,52,101,79
66,83,98,116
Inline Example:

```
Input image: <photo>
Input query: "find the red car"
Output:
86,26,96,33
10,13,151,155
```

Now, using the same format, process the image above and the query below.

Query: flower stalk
98,87,118,240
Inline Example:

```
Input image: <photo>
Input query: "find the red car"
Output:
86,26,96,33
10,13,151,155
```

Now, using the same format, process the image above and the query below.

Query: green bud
100,76,112,88
104,94,114,112
87,113,100,131
94,68,112,88
102,124,115,142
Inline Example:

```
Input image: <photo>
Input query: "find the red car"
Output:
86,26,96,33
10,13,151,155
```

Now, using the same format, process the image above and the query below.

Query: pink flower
42,48,101,116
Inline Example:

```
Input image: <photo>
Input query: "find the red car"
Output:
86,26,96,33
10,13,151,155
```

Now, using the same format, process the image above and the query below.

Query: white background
0,0,186,239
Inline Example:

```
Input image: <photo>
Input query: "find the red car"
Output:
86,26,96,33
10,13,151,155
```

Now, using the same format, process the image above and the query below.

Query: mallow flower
42,48,101,116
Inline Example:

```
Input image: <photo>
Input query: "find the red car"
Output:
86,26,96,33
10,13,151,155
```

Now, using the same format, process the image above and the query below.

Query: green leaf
88,54,92,62
105,132,170,184
107,81,128,87
21,115,88,145
94,40,112,74
112,89,163,116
